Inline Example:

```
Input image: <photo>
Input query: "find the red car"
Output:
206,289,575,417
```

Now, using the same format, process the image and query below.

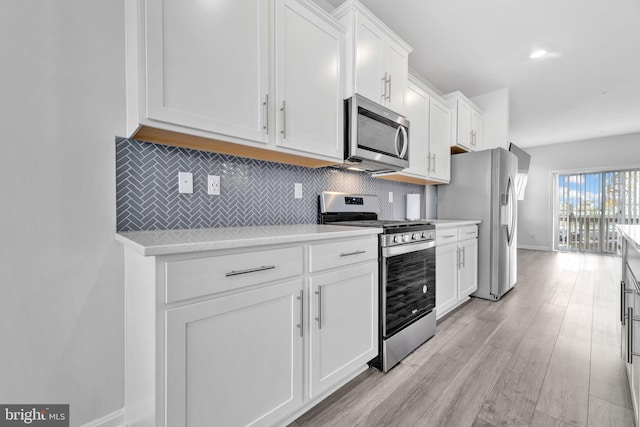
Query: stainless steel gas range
319,191,436,372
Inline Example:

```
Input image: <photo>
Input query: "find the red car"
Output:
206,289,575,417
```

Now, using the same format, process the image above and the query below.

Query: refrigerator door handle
506,176,516,246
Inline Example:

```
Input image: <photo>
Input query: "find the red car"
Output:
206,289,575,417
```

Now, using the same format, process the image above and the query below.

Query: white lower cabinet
165,280,304,427
309,263,378,399
435,224,479,319
124,235,378,427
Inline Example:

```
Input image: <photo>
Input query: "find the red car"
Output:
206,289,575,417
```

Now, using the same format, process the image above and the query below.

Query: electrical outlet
178,172,193,194
294,183,302,199
208,175,220,195
388,192,393,203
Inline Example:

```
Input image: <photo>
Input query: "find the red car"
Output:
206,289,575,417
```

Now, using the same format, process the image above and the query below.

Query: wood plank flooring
290,250,635,427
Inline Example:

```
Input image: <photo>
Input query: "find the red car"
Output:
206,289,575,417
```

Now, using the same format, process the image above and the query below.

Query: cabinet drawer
309,236,378,273
459,225,478,240
436,228,458,245
165,246,303,303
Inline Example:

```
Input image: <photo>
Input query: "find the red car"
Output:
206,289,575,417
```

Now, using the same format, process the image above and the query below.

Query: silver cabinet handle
456,247,461,269
461,247,466,268
626,306,640,363
387,74,392,102
443,234,456,238
469,130,474,146
297,290,303,337
426,152,432,174
263,94,269,134
431,153,436,174
280,100,287,139
629,306,633,363
340,250,366,257
381,72,388,101
622,281,627,325
315,286,323,329
225,265,275,277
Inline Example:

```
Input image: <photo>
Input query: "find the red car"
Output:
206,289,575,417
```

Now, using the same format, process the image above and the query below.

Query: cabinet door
458,238,478,298
403,82,429,178
455,100,472,150
145,0,269,143
275,0,343,160
471,109,483,151
354,16,385,104
309,263,378,398
435,242,458,319
384,41,409,113
428,97,451,182
165,280,303,427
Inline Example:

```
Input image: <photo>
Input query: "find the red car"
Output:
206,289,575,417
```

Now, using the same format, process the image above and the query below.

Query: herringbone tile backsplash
116,138,426,231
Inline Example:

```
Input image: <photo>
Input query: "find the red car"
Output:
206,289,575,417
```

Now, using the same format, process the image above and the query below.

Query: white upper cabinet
402,79,430,178
444,91,483,153
274,0,344,160
333,0,412,113
143,0,269,143
428,96,452,182
376,76,450,185
127,0,345,165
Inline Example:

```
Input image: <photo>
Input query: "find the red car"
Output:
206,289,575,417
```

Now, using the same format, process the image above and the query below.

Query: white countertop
116,224,382,256
424,219,482,228
617,225,640,251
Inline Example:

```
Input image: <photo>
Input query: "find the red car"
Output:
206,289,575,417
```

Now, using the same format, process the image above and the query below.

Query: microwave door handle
398,126,408,159
394,125,402,157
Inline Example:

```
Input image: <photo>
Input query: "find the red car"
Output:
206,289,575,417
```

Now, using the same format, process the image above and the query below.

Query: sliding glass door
556,169,640,253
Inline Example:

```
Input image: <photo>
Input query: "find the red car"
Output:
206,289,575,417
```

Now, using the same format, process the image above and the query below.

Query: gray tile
116,138,426,231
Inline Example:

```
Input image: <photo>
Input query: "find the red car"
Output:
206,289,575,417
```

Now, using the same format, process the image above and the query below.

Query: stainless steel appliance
319,191,436,372
341,94,410,173
437,148,518,300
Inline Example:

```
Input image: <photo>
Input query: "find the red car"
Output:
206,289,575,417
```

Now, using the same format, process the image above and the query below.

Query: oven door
381,241,436,338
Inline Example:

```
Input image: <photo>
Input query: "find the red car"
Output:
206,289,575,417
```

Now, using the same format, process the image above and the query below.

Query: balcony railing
557,215,639,253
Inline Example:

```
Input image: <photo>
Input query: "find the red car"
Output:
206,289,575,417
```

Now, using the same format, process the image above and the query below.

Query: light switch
388,192,393,203
178,172,193,194
294,183,302,199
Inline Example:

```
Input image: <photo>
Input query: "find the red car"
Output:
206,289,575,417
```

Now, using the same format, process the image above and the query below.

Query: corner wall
0,1,126,425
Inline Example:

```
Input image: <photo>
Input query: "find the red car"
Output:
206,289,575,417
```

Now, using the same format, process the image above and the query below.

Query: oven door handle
382,240,436,257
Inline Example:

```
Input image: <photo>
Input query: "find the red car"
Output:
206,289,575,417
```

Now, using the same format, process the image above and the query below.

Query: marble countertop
617,225,640,251
116,224,382,256
424,219,482,228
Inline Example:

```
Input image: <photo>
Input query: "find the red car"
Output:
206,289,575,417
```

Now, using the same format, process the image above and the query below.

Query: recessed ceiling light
600,91,609,98
530,50,547,59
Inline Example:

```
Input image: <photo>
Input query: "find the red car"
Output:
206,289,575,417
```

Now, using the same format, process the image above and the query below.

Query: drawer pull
339,250,366,257
225,265,276,277
442,234,456,238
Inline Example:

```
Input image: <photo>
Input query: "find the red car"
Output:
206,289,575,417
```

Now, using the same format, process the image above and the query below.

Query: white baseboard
79,408,125,427
518,245,551,251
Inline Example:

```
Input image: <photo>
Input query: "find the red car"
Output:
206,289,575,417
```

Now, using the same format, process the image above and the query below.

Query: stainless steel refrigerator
437,148,518,300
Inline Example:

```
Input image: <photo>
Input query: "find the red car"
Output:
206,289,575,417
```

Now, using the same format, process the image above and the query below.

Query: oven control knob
412,233,420,240
393,235,401,243
402,234,410,242
422,232,429,239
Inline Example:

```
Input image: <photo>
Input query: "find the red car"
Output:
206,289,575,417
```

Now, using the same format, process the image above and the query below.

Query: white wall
518,132,640,250
0,1,126,425
471,88,510,150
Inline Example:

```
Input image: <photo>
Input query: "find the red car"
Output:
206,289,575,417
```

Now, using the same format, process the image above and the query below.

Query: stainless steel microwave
343,94,410,173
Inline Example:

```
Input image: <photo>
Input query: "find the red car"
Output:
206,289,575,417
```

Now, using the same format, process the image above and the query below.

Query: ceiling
325,0,640,148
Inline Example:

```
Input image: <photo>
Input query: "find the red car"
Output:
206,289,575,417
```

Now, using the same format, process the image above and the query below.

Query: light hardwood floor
290,249,635,427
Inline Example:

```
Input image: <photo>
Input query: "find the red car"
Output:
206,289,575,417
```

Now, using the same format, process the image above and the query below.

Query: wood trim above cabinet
132,126,337,169
373,172,446,186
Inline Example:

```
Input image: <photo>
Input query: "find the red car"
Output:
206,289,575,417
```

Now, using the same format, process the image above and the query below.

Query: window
556,169,640,253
